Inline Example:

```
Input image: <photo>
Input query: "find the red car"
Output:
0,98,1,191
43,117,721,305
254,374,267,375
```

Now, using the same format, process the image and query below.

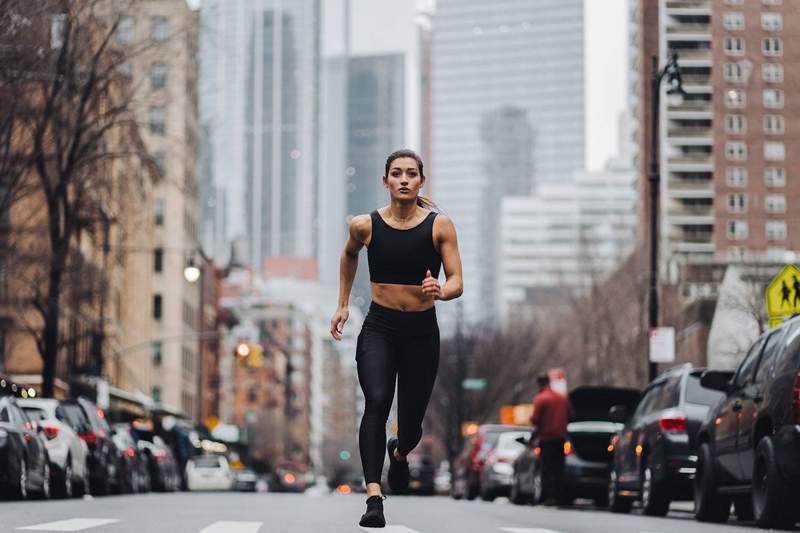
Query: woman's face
384,157,424,201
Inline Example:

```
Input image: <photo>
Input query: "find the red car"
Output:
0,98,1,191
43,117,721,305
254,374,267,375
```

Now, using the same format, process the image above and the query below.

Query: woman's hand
421,270,442,300
330,307,349,340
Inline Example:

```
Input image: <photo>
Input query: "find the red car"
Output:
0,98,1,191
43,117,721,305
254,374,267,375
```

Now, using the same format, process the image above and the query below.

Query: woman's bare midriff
371,282,435,312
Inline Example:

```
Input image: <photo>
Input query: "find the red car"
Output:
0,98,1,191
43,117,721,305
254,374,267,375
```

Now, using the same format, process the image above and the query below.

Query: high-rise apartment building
498,168,638,324
633,0,799,301
199,0,320,268
432,0,585,326
125,0,201,419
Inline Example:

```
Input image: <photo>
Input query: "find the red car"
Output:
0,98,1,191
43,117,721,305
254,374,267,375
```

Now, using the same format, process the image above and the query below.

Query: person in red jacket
530,373,571,505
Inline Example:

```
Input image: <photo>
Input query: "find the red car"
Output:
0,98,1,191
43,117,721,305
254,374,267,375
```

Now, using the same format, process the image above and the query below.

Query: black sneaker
387,438,409,494
359,495,386,528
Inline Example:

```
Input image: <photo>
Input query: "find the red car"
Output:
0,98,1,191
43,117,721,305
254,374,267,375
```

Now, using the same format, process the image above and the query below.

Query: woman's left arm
432,214,463,301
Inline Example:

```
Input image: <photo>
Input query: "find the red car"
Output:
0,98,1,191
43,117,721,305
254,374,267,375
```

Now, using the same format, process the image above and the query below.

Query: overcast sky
584,0,629,171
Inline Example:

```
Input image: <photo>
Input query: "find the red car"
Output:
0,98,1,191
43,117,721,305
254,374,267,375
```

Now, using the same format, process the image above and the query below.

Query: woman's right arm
330,214,370,340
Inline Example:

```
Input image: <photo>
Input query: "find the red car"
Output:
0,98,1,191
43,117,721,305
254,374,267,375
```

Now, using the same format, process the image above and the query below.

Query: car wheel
640,457,669,516
532,466,542,506
480,487,494,501
694,442,730,523
17,457,28,500
510,474,526,505
39,461,51,500
59,460,73,499
593,491,609,508
752,436,797,529
608,470,632,514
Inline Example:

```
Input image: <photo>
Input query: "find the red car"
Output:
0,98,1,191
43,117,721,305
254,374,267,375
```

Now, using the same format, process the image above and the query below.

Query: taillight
659,410,688,433
156,449,167,463
126,447,135,458
79,431,99,446
792,371,800,424
563,441,573,456
43,425,60,440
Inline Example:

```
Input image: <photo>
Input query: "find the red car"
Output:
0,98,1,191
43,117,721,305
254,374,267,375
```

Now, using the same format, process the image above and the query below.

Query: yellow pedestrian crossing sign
766,264,800,328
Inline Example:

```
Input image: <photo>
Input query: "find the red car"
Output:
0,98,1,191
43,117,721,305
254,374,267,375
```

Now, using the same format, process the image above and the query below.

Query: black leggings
356,301,440,484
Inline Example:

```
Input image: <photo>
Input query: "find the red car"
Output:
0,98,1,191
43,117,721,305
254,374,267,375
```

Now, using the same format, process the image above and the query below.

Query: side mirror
700,370,734,392
608,405,629,423
515,436,528,445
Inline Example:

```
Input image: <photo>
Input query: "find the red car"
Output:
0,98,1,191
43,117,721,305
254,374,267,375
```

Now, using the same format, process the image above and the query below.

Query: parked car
694,316,800,528
406,451,436,496
451,424,529,500
479,429,528,501
59,397,119,495
111,423,150,493
19,398,90,498
232,468,258,492
268,462,309,493
512,386,639,507
130,427,179,492
186,454,233,491
0,394,51,499
608,365,724,516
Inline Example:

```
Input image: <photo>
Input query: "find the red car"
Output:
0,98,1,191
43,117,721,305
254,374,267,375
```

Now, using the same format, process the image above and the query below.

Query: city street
0,493,769,533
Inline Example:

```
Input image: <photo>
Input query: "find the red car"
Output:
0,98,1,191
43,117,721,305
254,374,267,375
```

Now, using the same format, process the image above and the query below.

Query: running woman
330,149,464,528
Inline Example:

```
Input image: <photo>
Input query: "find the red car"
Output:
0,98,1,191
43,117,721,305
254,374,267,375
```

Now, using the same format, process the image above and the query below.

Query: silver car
19,398,90,498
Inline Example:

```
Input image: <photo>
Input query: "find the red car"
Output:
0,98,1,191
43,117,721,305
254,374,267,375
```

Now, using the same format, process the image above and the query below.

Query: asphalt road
0,492,778,533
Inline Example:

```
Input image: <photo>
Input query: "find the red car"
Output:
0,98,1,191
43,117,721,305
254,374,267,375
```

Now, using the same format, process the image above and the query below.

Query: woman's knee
363,388,393,417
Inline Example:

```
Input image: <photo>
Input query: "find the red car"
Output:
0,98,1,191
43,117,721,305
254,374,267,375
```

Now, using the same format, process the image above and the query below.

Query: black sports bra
367,210,442,285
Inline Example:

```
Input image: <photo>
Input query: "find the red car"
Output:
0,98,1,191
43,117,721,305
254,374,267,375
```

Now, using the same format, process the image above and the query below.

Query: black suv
608,364,724,516
695,315,800,528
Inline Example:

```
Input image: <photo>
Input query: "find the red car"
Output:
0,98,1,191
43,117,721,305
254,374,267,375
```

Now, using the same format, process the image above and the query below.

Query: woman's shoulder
348,213,373,241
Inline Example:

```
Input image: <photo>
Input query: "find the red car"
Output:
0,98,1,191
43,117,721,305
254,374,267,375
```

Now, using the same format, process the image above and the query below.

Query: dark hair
536,374,550,388
384,148,437,211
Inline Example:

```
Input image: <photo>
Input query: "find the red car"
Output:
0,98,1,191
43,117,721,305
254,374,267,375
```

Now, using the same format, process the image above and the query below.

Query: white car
186,455,233,491
18,398,90,498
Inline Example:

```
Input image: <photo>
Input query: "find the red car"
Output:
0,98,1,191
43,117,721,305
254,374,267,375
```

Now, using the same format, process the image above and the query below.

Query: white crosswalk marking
359,527,422,533
198,522,263,533
501,529,563,533
17,518,120,531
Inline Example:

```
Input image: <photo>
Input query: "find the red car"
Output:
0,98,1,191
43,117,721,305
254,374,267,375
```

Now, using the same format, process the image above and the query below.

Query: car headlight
492,462,513,475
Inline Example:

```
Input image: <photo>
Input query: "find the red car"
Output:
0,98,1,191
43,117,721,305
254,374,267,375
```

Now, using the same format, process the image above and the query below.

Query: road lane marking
198,522,262,533
360,527,422,533
501,529,563,533
17,518,120,531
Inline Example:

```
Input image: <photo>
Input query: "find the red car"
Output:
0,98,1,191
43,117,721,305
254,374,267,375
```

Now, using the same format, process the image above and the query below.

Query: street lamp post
648,52,685,383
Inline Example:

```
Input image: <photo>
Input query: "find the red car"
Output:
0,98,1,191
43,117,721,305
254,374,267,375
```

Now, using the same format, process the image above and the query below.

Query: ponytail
417,195,439,212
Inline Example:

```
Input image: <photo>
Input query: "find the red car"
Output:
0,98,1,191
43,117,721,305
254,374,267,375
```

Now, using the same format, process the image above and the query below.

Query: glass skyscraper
432,0,585,325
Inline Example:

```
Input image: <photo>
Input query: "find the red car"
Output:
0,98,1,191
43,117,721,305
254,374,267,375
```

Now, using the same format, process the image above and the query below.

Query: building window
727,193,747,213
762,63,784,83
154,198,165,226
761,13,782,31
150,16,169,42
153,152,166,177
727,220,748,240
761,0,782,4
153,294,162,320
764,141,785,161
117,16,135,45
724,37,745,55
766,221,786,241
726,167,747,187
152,342,162,366
764,167,785,187
117,62,133,81
150,62,167,89
0,329,6,374
149,107,166,135
725,88,746,108
723,12,745,30
248,386,258,403
182,346,192,373
152,386,161,403
763,89,784,108
762,37,782,56
763,115,784,135
725,141,747,161
51,14,66,49
725,0,743,3
725,114,746,134
765,194,786,213
724,62,746,82
154,248,163,273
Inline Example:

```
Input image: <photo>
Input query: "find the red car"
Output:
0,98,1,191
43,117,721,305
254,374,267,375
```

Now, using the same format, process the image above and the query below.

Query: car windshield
495,432,528,453
61,403,89,431
22,407,49,422
685,374,725,407
193,456,222,468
